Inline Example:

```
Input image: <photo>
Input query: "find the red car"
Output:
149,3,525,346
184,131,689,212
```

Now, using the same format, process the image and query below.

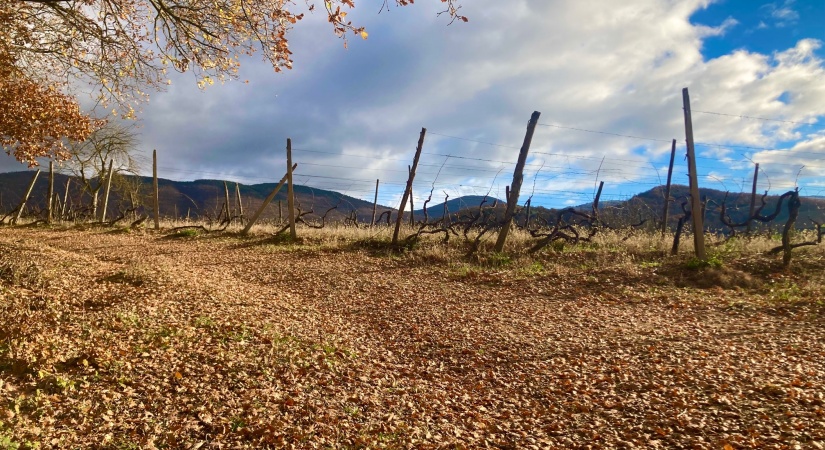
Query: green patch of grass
450,265,476,278
519,261,545,276
769,280,803,302
193,315,215,329
229,416,246,432
0,424,20,450
685,254,723,270
116,312,140,327
36,369,76,393
220,324,252,344
486,252,512,268
146,325,178,349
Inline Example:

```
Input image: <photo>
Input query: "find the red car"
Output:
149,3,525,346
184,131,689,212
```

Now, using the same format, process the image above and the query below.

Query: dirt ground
1,226,824,449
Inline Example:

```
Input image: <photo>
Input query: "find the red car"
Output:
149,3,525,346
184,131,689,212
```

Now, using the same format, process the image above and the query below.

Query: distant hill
432,185,825,232
0,171,384,224
412,195,503,220
3,171,823,231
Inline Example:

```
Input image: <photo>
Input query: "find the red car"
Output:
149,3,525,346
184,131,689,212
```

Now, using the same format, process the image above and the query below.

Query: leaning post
661,139,676,235
494,111,541,253
682,88,706,260
14,170,41,225
371,179,379,227
747,163,759,234
392,128,426,245
101,159,114,222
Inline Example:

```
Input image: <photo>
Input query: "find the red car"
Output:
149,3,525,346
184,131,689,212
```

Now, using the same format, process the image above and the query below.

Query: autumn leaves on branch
1,0,465,165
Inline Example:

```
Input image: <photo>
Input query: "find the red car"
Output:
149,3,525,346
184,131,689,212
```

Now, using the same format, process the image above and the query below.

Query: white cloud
761,0,800,28
5,0,823,208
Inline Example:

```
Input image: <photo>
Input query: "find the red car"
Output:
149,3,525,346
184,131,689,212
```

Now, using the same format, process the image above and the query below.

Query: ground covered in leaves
1,226,824,449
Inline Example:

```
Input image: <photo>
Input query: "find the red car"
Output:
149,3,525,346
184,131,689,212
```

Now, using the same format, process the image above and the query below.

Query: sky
5,0,825,209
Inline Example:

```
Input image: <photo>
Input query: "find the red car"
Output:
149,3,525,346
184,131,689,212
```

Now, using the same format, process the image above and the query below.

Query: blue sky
693,0,824,59
5,0,825,209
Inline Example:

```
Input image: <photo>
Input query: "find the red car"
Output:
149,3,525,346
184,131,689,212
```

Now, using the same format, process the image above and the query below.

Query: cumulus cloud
4,0,824,208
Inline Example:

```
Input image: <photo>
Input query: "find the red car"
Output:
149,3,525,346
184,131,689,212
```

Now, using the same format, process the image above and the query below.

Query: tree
1,0,465,165
0,48,101,166
64,122,141,219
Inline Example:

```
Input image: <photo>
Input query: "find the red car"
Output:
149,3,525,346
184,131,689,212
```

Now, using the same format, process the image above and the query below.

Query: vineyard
2,98,825,448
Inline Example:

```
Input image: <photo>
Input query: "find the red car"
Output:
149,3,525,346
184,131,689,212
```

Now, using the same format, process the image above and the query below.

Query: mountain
412,195,503,220
420,185,825,232
3,170,823,231
0,171,383,224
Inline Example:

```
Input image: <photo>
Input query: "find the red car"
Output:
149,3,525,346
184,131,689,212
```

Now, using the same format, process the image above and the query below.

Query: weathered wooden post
153,149,160,230
47,161,54,223
286,139,297,240
235,183,243,220
62,178,71,220
494,111,541,253
682,88,706,260
53,194,61,221
408,167,415,226
371,179,379,227
443,193,450,227
241,164,297,235
223,181,231,222
14,170,41,225
592,181,604,226
661,139,676,235
782,190,801,268
392,128,426,245
747,163,759,234
101,159,114,222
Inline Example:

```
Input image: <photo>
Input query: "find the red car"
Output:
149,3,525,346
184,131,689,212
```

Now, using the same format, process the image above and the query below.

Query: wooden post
286,139,297,240
278,200,282,222
223,181,231,222
53,194,61,221
495,111,541,252
409,168,415,227
661,139,677,235
62,178,71,220
241,164,297,234
153,149,160,230
682,88,706,260
392,128,426,245
371,179,379,227
747,163,759,234
101,159,114,222
443,193,450,227
592,181,604,213
235,183,243,219
14,170,41,224
524,199,532,229
47,161,54,223
782,191,801,267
